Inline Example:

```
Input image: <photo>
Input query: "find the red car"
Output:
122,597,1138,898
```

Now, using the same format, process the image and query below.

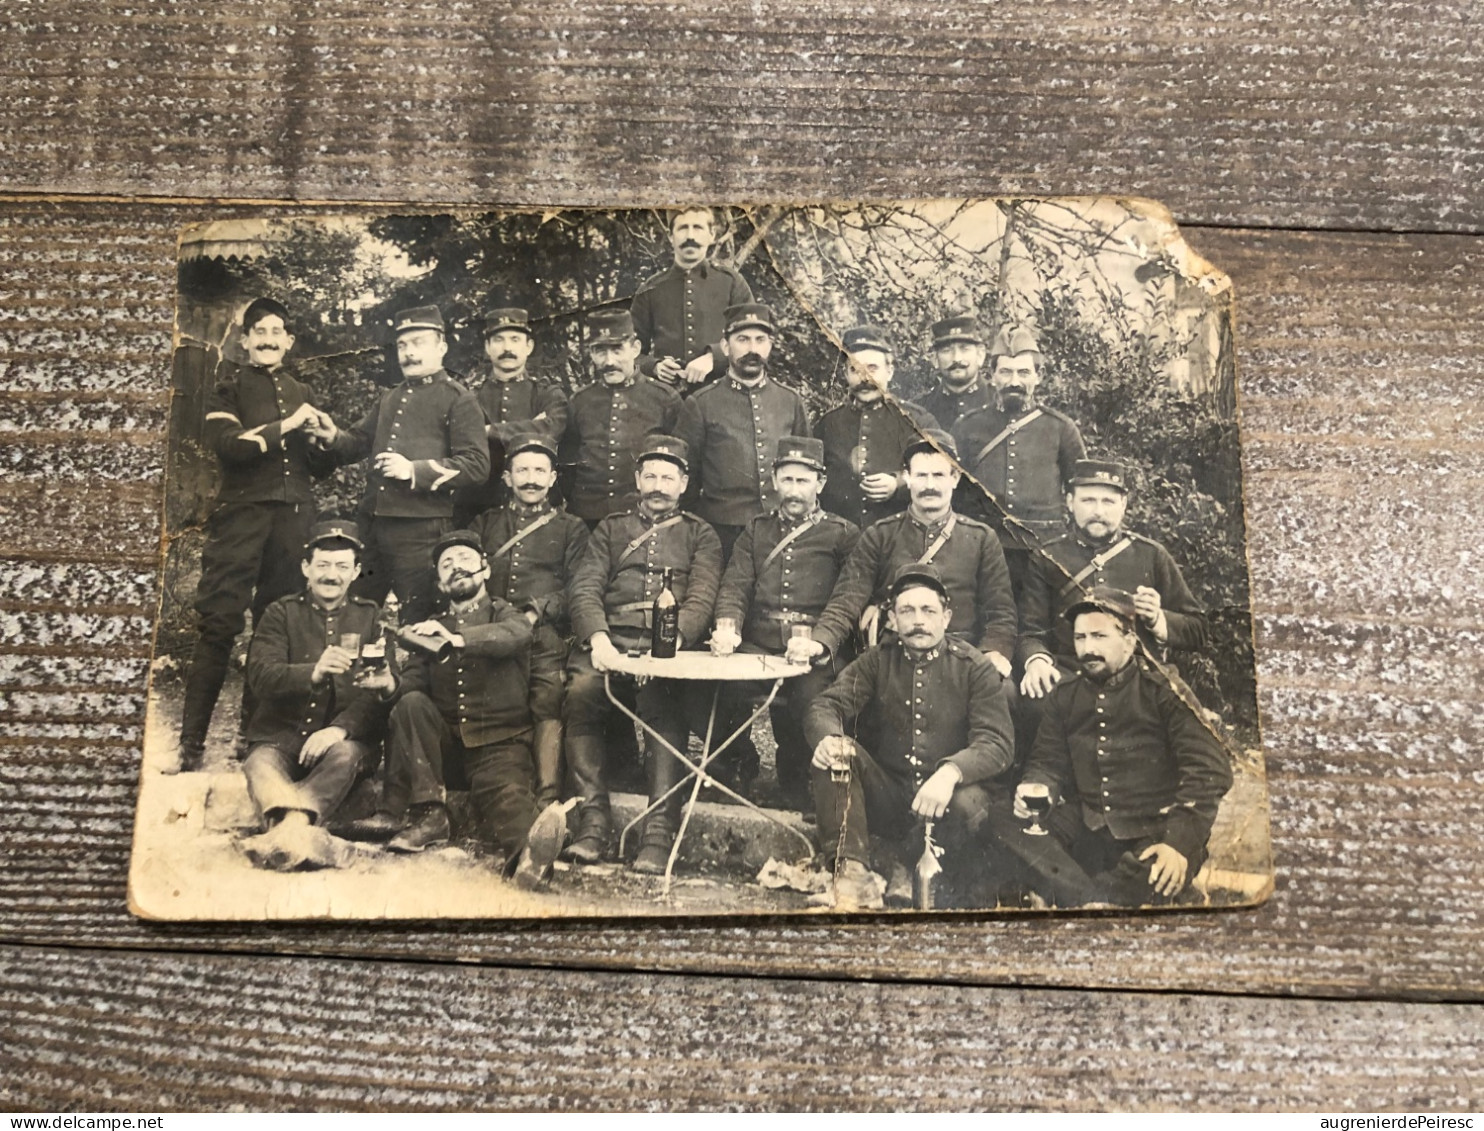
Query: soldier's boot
632,734,685,875
386,802,450,854
532,719,565,810
631,813,677,876
561,732,610,865
562,800,611,866
176,643,230,774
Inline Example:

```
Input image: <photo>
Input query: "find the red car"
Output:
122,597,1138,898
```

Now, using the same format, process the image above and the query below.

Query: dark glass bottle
651,567,679,658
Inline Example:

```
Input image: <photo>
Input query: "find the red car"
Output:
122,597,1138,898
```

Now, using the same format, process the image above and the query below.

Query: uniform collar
486,367,529,386
671,260,712,280
778,505,821,529
728,372,769,390
904,642,944,666
601,374,638,391
509,498,553,521
938,375,982,397
1084,655,1140,689
639,505,680,525
1072,523,1126,551
852,393,887,411
448,589,491,619
907,506,955,535
402,368,446,388
993,391,1038,416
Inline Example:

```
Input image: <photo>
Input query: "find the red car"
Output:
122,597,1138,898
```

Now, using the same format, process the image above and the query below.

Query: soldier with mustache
629,207,753,391
919,315,993,430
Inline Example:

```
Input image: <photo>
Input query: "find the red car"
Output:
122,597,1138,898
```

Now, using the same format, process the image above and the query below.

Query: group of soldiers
177,207,1233,907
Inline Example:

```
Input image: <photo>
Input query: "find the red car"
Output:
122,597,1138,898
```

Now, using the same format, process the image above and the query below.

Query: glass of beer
361,638,387,672
1022,783,1052,837
339,632,361,657
712,617,738,657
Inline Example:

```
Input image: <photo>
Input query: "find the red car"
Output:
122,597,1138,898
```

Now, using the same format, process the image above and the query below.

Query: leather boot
342,811,406,843
631,813,676,875
532,718,565,810
562,799,611,865
387,802,450,853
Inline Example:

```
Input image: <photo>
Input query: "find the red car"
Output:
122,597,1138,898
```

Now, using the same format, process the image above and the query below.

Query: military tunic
470,500,590,633
919,379,992,433
560,377,682,523
950,399,1086,550
630,260,753,383
455,367,570,520
1019,526,1208,668
674,374,811,529
815,397,941,530
812,510,1018,660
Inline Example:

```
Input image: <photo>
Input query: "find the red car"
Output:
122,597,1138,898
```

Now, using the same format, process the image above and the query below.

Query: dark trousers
181,500,315,750
353,515,449,625
243,738,373,827
811,742,991,880
711,522,745,565
385,691,537,860
983,799,1209,907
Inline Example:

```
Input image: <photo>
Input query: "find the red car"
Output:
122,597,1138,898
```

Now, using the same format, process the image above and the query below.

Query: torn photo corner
131,197,1271,922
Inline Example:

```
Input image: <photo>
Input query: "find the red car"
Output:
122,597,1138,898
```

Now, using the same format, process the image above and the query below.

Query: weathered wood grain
2,944,1481,1111
3,3,1484,233
0,202,1480,1000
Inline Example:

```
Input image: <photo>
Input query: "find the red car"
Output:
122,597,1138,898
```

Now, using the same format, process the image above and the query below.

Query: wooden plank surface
3,944,1481,1111
1,201,1481,1002
2,3,1483,233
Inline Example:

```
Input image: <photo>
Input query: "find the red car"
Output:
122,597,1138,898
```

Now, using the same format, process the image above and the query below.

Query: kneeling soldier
239,521,387,870
804,562,1015,909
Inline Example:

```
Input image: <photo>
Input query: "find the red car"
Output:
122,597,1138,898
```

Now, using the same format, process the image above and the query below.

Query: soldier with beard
990,588,1232,907
950,325,1086,601
674,303,811,559
919,315,993,431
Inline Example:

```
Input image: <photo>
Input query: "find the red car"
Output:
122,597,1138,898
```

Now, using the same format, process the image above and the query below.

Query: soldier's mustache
738,353,764,366
680,240,702,249
497,352,519,361
446,569,479,583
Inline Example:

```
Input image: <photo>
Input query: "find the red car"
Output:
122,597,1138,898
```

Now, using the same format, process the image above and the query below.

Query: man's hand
654,357,684,383
304,410,338,444
1139,842,1189,897
985,650,1012,679
785,634,825,665
910,764,962,819
1133,586,1169,641
589,632,621,673
683,352,715,384
311,645,357,685
299,726,348,767
375,451,414,481
407,620,464,649
859,472,899,502
353,666,397,695
1019,653,1062,698
282,403,319,433
811,734,855,772
1012,781,1055,820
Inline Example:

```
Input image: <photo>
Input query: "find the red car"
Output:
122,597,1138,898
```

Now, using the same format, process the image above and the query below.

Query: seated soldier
238,520,388,871
351,530,563,890
469,434,590,808
563,435,722,874
990,587,1233,907
711,436,860,811
804,562,1015,909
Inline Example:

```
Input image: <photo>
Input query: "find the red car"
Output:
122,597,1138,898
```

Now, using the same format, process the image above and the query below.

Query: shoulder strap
972,408,1044,465
489,509,560,559
759,511,823,571
1056,535,1136,600
618,514,685,563
917,512,958,566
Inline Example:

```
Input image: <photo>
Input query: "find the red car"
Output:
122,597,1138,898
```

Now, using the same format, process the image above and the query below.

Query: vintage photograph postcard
129,198,1272,920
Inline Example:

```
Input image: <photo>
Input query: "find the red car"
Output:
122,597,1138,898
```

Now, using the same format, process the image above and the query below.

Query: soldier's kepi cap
431,529,484,565
638,433,690,473
902,427,959,466
480,306,532,337
1064,585,1138,629
392,305,446,337
588,308,636,345
1068,458,1130,493
774,436,827,474
305,519,363,553
841,324,892,354
506,432,558,463
889,560,951,603
723,302,775,337
988,324,1041,360
931,315,984,348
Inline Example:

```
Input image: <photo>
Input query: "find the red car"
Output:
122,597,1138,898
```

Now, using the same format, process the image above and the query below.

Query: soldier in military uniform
799,431,1018,681
563,436,723,874
238,521,388,870
674,302,811,559
804,563,1015,909
814,324,941,531
468,434,590,807
558,309,683,524
1019,459,1208,700
991,588,1232,907
919,315,992,430
312,305,490,625
629,206,753,390
950,325,1086,600
350,530,561,889
179,296,338,770
710,437,860,811
453,306,570,526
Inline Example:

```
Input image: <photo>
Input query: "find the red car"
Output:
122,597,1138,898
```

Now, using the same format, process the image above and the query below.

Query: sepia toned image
129,198,1271,921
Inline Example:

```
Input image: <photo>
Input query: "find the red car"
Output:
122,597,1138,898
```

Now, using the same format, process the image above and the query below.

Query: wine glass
1022,783,1052,837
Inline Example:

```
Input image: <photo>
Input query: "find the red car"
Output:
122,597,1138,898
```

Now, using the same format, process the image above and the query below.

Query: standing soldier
919,315,992,431
178,296,337,771
950,325,1086,600
630,207,753,391
312,305,490,625
815,324,941,531
469,434,590,808
563,436,722,874
559,308,683,525
711,437,860,811
674,302,811,559
453,305,570,526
